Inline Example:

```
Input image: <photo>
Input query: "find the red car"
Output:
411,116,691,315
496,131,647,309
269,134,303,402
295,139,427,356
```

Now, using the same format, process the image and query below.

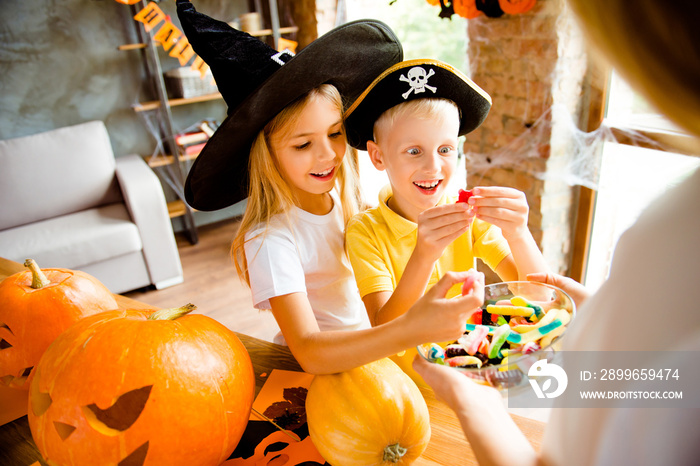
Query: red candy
467,310,483,325
461,274,476,296
457,189,473,203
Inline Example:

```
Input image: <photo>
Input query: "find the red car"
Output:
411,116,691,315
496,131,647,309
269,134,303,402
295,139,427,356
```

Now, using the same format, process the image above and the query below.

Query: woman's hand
527,272,590,308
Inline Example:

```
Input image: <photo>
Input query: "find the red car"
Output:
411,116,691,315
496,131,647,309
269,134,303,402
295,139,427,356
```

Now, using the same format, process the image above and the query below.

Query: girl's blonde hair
232,84,362,285
373,98,460,144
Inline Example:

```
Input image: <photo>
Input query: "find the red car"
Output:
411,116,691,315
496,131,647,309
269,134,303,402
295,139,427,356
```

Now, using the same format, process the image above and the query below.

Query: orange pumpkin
28,304,255,466
454,0,483,19
0,259,118,389
498,0,536,15
306,358,431,465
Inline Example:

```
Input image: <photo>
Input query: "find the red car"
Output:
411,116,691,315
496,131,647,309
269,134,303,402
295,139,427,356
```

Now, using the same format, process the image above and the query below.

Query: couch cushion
0,203,142,270
0,121,122,230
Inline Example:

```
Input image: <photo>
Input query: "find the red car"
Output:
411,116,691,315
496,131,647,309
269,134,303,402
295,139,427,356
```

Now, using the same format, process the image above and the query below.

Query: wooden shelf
145,151,201,168
118,43,147,51
167,200,192,219
247,26,298,37
133,92,223,113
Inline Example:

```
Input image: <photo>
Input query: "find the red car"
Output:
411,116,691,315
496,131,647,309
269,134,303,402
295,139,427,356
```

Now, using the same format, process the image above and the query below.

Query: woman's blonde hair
232,84,362,285
568,0,700,138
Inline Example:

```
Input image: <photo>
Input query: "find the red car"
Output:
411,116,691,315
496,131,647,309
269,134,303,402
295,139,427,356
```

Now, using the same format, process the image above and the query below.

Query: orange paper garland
132,2,209,78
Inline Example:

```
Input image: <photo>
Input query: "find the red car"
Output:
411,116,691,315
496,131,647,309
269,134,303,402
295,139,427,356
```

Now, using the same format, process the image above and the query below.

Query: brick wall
464,0,587,278
317,0,589,278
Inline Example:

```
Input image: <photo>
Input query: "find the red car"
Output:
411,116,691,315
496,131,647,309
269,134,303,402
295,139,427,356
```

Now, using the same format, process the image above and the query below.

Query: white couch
0,121,183,294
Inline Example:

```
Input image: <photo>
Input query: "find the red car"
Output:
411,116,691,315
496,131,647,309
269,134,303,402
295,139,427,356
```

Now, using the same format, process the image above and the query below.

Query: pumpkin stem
24,259,50,289
147,304,197,321
383,443,408,463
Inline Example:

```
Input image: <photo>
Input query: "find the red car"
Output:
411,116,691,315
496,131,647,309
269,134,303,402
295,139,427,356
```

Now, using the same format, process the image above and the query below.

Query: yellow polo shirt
346,185,511,299
346,185,511,385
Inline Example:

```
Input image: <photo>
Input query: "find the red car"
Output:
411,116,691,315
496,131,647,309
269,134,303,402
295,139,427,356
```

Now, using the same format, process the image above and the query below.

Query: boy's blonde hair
373,98,460,144
232,84,362,285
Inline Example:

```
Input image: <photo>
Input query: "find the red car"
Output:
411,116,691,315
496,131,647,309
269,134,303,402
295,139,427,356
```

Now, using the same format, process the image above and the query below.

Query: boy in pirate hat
344,59,549,382
177,2,486,376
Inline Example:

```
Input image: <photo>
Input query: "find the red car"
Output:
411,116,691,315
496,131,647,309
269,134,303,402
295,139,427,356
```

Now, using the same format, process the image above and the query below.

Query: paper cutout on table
224,370,328,465
249,370,314,421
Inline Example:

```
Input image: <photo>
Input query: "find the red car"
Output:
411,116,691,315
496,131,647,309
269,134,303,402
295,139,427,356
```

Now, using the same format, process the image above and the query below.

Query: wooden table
0,257,545,465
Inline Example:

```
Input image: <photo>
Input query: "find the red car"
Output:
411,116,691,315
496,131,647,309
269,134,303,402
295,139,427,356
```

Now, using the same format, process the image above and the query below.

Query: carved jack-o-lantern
0,259,117,389
28,305,255,466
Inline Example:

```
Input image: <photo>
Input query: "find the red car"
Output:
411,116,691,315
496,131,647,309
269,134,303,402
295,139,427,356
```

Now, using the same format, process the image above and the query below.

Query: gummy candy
488,324,511,359
457,189,473,203
420,292,573,380
459,325,489,355
446,355,482,368
486,304,534,317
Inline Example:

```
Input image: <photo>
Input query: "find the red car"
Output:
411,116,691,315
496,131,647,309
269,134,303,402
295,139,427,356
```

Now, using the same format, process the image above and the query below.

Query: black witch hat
176,1,403,211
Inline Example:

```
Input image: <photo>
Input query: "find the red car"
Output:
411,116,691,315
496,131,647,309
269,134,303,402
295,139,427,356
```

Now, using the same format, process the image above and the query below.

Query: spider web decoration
464,103,671,191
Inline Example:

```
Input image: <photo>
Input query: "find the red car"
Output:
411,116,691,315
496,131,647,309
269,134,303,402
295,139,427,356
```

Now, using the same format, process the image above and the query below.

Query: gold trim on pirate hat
344,58,492,151
176,0,403,211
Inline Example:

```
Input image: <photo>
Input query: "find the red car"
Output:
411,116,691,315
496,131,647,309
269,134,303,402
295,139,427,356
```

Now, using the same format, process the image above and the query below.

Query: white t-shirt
542,167,700,466
245,191,371,345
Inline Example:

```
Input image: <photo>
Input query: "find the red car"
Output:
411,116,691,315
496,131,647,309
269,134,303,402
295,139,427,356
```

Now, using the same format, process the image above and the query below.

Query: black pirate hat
344,58,491,151
176,1,403,211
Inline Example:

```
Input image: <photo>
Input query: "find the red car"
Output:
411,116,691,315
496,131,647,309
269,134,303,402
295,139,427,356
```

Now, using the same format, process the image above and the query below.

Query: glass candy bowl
417,281,576,392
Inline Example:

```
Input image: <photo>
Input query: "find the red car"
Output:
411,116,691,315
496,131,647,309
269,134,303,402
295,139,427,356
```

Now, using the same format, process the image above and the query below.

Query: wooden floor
124,218,281,342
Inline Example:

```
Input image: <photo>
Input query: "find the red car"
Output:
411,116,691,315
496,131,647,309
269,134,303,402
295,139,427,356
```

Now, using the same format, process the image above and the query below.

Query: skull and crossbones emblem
399,66,437,99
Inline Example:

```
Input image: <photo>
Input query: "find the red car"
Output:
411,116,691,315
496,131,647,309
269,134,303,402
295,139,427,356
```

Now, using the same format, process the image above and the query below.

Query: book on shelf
183,141,206,156
199,121,215,137
175,131,208,146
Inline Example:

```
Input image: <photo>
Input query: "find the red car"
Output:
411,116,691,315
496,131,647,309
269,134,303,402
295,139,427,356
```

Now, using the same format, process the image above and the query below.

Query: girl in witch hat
178,1,485,374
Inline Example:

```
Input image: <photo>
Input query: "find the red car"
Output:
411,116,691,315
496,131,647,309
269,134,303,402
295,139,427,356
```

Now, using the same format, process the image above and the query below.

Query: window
583,72,700,290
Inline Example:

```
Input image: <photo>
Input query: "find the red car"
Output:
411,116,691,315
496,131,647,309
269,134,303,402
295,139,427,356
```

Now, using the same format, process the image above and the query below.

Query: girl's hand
404,270,484,344
414,203,474,264
469,186,529,241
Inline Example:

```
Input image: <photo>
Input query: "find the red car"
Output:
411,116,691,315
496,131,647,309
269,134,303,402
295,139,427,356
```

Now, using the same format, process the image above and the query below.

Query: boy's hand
404,270,484,344
414,203,474,263
468,186,529,241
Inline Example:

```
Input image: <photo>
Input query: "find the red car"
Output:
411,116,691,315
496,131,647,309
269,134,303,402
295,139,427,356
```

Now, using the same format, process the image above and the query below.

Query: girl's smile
271,94,346,215
310,166,336,181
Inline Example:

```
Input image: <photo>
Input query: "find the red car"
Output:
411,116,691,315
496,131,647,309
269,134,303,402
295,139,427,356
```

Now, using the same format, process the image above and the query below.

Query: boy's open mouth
413,179,442,193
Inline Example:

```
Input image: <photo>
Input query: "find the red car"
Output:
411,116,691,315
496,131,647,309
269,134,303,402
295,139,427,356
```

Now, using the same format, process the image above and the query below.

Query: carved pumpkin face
28,306,255,466
0,261,117,389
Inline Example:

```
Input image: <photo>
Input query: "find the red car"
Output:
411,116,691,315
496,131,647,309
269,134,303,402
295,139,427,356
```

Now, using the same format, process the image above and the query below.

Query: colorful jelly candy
486,304,534,317
421,289,572,380
426,342,445,360
488,324,511,359
444,343,467,358
459,325,489,355
511,295,544,319
457,188,473,203
446,355,482,368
